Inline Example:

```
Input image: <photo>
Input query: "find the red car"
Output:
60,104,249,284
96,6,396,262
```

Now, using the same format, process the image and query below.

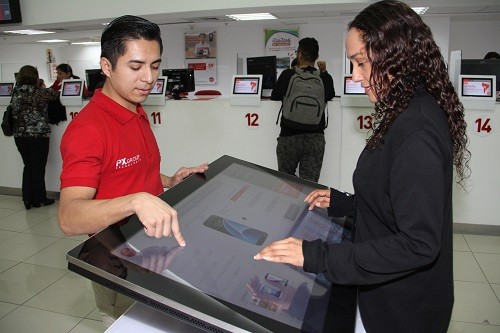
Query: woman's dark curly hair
348,0,470,185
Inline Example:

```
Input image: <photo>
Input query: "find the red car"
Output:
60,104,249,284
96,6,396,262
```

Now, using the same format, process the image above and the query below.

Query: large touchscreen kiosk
67,155,352,333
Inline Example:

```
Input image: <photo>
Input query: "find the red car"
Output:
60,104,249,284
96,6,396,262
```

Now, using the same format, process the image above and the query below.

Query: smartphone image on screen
265,273,288,286
260,285,281,298
203,215,268,246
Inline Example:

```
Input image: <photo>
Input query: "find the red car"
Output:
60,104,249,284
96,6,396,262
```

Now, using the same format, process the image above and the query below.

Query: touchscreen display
67,156,352,333
62,81,83,97
343,76,365,95
461,77,493,97
233,77,260,94
149,78,165,95
0,83,14,96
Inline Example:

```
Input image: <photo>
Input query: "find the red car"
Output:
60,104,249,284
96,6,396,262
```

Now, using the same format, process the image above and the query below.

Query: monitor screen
0,82,14,97
161,68,195,93
461,59,500,92
246,56,277,90
85,69,106,94
61,80,83,97
233,76,261,95
343,76,365,95
460,77,494,98
149,77,166,95
0,0,22,24
66,155,354,333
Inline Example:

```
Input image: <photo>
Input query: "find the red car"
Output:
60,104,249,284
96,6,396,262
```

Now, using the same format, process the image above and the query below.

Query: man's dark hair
484,51,500,59
297,37,319,63
100,15,163,69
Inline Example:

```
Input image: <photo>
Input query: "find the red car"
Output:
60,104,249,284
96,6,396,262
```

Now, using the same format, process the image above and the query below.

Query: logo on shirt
115,154,141,169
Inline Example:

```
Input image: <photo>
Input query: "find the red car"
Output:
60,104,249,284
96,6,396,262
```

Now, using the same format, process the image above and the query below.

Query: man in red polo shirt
58,15,207,327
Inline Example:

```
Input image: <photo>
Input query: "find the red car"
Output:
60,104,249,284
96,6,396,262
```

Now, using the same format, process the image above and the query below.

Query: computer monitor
0,82,15,105
66,155,353,333
0,0,22,24
461,59,500,94
458,75,496,110
246,56,277,97
161,68,195,100
343,75,365,95
85,69,106,96
60,79,84,106
230,75,263,106
142,76,167,106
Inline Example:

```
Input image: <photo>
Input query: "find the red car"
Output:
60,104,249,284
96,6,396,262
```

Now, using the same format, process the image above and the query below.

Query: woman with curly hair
255,1,470,332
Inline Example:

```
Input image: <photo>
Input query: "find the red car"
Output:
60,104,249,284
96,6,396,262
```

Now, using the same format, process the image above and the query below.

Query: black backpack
276,68,326,130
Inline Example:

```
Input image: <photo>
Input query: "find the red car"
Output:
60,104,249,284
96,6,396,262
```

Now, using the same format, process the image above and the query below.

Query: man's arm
160,163,209,188
58,186,184,244
320,71,335,100
270,69,294,101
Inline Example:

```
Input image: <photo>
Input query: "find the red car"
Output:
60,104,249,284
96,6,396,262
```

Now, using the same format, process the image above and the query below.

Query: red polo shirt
60,89,163,198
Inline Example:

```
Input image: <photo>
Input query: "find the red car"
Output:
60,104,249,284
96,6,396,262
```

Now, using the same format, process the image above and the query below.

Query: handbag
1,105,13,136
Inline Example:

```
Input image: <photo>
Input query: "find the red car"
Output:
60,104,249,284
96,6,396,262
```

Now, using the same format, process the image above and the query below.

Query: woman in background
11,65,59,209
255,1,470,332
50,63,89,98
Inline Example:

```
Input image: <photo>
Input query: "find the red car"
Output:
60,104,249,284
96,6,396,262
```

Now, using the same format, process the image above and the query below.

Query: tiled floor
0,194,498,333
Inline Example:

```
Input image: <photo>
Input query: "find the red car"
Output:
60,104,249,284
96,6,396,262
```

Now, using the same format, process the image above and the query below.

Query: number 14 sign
474,115,494,137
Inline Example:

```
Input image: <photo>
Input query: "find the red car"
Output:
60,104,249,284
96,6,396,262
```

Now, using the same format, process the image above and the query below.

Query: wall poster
185,31,217,85
264,28,299,74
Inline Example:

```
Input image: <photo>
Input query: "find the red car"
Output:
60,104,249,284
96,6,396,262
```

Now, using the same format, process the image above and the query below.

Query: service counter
0,97,499,229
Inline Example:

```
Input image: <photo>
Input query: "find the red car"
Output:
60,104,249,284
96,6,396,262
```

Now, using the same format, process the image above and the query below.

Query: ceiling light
36,39,69,43
4,29,55,35
411,7,429,15
71,41,101,46
226,13,277,21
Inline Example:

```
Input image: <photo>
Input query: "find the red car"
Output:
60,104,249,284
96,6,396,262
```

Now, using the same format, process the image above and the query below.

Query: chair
194,90,222,96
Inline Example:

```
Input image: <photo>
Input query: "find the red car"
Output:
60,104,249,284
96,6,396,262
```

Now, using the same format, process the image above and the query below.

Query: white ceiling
1,0,499,45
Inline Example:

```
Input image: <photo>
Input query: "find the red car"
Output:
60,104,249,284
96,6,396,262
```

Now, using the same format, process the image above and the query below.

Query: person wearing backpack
271,37,335,183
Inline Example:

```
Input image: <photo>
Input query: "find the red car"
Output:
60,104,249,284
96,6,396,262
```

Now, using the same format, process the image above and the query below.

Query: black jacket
303,86,454,333
271,66,335,136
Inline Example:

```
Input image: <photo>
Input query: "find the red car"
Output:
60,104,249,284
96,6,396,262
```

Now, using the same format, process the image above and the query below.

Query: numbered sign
473,115,494,137
244,113,259,129
354,113,373,133
148,111,163,128
68,110,79,120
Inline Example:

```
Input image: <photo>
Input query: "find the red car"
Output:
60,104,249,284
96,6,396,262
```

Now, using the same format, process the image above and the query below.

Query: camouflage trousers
276,133,325,183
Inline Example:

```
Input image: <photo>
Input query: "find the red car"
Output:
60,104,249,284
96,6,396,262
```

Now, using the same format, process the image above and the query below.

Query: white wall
3,16,497,93
449,19,500,59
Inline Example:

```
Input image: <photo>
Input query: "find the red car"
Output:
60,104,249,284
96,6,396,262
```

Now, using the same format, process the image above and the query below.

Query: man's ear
100,57,112,78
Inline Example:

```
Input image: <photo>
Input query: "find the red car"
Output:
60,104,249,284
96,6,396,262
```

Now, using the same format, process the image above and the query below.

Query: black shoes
25,198,55,209
32,198,55,208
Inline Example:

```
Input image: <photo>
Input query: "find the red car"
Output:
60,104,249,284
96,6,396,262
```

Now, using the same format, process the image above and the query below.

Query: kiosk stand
230,74,263,106
60,79,84,106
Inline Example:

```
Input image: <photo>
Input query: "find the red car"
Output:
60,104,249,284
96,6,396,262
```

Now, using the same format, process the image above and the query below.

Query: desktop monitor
162,68,195,100
230,75,263,106
0,0,22,24
85,69,106,96
66,155,354,333
0,82,15,105
458,75,496,110
246,56,277,97
461,59,500,94
60,79,84,106
142,76,167,106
